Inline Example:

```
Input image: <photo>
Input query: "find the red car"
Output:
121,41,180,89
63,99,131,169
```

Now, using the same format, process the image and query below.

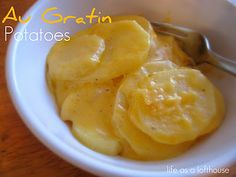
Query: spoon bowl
152,22,236,75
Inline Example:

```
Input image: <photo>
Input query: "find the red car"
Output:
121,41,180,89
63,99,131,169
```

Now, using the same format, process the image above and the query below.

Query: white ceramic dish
6,0,236,177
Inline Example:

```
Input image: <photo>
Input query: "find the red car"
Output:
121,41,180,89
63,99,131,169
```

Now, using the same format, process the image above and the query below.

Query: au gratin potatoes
46,16,225,160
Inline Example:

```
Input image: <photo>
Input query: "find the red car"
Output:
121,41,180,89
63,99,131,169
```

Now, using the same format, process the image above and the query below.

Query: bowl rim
5,0,236,177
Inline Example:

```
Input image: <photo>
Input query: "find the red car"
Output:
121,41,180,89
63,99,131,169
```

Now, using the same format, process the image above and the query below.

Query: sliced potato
61,82,121,155
79,20,151,83
112,91,193,160
201,88,225,134
72,124,121,155
111,15,165,63
129,68,218,144
112,62,193,160
46,62,70,109
46,72,80,109
119,140,143,160
53,80,77,109
111,15,153,34
140,60,177,75
47,20,150,84
119,60,177,96
111,18,193,66
47,34,105,81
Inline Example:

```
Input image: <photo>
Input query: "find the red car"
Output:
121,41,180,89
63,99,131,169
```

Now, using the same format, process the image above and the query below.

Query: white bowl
6,0,236,176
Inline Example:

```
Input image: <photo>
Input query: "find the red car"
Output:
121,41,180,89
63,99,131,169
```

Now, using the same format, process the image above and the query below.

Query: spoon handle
206,50,236,76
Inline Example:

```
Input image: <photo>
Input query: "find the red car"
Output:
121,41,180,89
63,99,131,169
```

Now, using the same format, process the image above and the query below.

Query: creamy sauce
46,16,225,160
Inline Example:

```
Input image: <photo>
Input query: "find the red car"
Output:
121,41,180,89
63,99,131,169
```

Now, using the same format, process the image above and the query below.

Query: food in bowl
46,16,225,160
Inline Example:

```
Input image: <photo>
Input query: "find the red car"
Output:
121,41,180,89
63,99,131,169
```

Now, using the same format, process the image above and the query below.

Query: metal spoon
151,22,236,76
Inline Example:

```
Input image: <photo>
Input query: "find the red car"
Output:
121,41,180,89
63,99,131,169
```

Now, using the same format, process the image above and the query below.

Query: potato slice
119,60,177,96
114,59,177,120
112,91,193,160
112,62,193,160
201,88,225,134
72,125,121,155
46,71,79,109
47,34,105,81
110,16,161,64
47,20,150,83
119,140,143,160
53,80,77,109
79,20,151,83
129,68,218,144
111,15,153,34
111,17,192,66
61,82,121,155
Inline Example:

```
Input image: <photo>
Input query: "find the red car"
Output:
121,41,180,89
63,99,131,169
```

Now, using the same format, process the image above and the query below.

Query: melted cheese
46,15,225,160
